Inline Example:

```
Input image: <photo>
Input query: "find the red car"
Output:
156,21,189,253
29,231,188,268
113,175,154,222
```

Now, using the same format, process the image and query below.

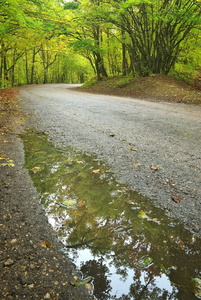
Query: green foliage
0,0,201,87
81,76,98,88
69,39,97,53
113,77,132,88
64,2,79,10
109,0,201,76
172,30,201,81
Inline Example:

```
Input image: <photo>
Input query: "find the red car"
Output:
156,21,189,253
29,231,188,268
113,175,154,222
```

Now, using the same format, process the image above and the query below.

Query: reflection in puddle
22,130,201,300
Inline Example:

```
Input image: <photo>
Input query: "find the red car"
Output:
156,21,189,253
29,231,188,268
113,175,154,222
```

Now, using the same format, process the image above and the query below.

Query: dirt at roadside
80,74,201,104
0,89,94,300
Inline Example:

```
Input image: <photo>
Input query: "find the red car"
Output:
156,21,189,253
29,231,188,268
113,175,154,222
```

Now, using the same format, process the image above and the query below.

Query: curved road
21,84,201,236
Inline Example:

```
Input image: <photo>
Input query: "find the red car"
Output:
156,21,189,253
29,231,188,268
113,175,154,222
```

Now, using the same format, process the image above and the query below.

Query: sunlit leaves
0,157,15,167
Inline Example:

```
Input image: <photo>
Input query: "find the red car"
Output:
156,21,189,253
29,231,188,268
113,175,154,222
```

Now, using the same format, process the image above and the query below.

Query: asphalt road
20,84,201,236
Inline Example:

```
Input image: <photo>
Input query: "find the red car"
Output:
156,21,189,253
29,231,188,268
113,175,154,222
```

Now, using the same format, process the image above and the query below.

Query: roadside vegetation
0,0,201,102
80,74,201,104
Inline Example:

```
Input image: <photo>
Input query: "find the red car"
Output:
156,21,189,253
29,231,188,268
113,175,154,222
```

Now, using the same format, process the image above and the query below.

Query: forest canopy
0,0,200,87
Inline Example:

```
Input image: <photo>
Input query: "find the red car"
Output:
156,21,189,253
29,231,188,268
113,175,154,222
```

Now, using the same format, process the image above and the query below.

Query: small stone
85,283,93,294
30,264,35,269
10,239,17,244
73,276,79,281
28,283,34,289
44,292,51,299
54,281,59,285
4,259,14,266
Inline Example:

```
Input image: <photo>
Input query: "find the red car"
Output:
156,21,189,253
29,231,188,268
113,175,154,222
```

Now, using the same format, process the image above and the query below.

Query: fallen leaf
3,140,8,143
40,240,52,248
70,277,92,287
137,211,149,219
30,166,40,173
171,195,181,203
77,199,85,207
151,166,158,171
0,160,15,167
92,168,101,174
130,148,138,151
63,199,76,206
76,161,83,164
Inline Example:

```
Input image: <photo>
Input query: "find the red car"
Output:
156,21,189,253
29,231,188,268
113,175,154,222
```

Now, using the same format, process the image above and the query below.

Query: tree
65,0,108,80
108,0,201,76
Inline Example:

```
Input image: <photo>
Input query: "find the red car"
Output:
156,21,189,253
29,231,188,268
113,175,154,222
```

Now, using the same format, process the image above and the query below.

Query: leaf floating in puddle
63,199,77,207
137,256,153,269
77,199,85,207
192,278,201,298
92,168,101,174
40,240,52,248
137,211,149,219
70,276,93,287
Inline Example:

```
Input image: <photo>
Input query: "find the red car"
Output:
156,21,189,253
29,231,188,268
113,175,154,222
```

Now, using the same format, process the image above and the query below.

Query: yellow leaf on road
40,240,52,248
151,166,158,171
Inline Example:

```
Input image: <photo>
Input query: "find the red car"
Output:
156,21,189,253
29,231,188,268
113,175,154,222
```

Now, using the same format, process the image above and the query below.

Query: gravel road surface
20,84,201,236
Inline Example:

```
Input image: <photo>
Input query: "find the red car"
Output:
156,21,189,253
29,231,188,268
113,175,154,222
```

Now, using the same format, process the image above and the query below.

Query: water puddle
21,129,201,299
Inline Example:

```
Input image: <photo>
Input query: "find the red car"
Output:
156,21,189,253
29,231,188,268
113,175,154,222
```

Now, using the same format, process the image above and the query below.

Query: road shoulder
0,90,93,299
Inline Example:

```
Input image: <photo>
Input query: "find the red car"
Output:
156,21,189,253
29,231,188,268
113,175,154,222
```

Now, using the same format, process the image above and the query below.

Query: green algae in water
22,129,201,300
192,278,201,298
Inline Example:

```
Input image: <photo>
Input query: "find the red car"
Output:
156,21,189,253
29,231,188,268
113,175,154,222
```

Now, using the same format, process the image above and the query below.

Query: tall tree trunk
93,26,108,80
0,47,3,88
4,55,8,82
11,49,16,87
121,30,127,76
94,51,108,81
30,48,36,84
25,51,29,84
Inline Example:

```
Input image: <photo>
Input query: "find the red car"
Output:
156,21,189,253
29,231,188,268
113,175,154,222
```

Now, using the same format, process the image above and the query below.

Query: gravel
20,84,201,237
